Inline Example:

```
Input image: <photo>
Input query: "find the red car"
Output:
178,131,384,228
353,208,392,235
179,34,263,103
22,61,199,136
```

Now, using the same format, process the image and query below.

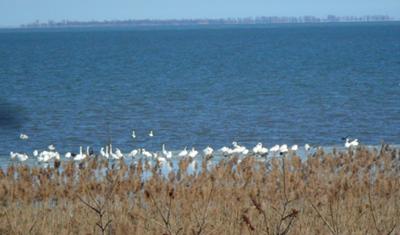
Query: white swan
33,150,39,157
73,146,86,161
10,152,28,162
100,146,110,159
162,144,172,159
344,138,359,148
19,133,29,140
142,148,153,158
188,147,198,158
128,149,139,158
152,152,159,159
279,144,288,154
110,146,123,160
291,145,298,151
19,153,29,162
270,145,280,153
100,147,106,158
132,130,136,139
85,146,93,157
157,156,167,163
65,152,72,158
231,142,242,153
53,151,61,160
43,150,59,160
115,148,124,159
304,144,311,151
252,143,262,153
220,146,233,155
178,147,188,157
38,151,52,163
149,130,154,137
231,142,249,155
203,146,214,157
253,143,268,156
109,144,117,159
48,145,56,151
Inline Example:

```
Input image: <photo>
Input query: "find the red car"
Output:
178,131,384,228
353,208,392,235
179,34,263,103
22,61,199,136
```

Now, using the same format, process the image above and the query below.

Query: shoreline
0,20,398,31
2,143,398,168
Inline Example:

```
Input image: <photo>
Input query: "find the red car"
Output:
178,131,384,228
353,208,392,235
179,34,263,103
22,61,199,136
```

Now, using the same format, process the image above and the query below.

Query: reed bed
0,145,399,234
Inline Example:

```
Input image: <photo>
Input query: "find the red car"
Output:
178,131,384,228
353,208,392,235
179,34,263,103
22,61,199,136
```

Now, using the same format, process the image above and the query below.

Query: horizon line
16,14,400,29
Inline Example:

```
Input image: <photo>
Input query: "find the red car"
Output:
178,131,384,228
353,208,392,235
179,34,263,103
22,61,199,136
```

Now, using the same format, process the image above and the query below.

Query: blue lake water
0,22,399,157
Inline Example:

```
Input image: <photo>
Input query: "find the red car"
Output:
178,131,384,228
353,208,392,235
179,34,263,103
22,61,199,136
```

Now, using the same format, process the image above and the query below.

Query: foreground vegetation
0,145,399,234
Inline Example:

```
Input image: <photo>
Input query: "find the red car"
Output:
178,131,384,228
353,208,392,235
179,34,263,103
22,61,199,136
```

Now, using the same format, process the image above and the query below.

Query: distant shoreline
0,20,398,31
18,15,399,29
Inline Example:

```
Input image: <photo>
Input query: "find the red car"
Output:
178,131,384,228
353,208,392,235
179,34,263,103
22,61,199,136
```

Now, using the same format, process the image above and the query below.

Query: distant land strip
20,15,399,28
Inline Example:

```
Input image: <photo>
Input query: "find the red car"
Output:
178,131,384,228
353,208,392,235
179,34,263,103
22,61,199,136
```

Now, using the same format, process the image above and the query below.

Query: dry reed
0,145,399,234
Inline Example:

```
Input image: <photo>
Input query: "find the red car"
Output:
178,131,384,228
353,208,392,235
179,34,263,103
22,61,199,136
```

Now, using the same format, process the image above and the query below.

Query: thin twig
309,200,337,235
368,190,381,234
196,182,215,235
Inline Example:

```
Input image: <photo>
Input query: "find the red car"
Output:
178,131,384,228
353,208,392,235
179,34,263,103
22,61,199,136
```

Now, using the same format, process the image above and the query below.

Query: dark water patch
0,99,28,130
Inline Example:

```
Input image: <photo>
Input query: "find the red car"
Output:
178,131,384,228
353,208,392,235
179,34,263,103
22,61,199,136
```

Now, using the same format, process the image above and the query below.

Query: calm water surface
0,23,399,159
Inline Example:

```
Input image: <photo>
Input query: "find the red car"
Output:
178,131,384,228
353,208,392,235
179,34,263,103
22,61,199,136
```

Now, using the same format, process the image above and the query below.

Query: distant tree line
20,15,397,28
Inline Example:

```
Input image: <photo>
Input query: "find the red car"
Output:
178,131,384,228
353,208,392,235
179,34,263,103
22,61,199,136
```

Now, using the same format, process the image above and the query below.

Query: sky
0,0,399,26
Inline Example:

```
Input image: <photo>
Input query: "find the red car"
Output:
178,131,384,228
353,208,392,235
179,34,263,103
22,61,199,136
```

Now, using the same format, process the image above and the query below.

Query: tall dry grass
0,145,399,234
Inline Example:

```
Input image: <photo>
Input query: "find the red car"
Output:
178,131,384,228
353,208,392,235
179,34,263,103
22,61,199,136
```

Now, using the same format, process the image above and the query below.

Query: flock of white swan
9,130,359,163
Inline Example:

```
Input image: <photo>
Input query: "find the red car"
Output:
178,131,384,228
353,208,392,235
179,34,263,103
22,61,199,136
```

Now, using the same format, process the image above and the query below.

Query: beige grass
0,145,399,234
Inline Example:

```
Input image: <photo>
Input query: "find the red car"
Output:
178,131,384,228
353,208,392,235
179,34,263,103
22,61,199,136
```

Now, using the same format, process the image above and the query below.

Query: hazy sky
1,0,399,26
